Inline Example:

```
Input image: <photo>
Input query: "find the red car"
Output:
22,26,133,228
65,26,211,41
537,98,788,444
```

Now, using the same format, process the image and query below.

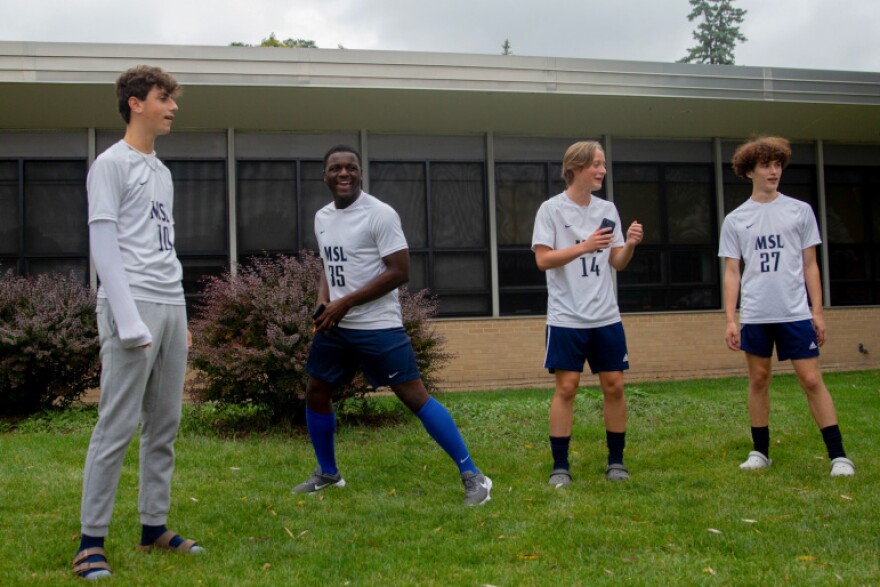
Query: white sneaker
830,457,855,477
739,451,771,470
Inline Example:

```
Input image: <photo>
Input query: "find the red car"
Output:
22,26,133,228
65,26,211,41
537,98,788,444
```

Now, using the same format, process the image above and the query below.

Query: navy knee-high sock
306,407,338,475
550,435,571,470
76,534,107,577
607,430,626,466
416,397,478,474
820,424,846,460
751,426,770,458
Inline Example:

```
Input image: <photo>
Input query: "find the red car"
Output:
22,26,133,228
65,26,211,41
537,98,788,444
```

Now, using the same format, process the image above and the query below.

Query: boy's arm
802,246,826,346
313,249,409,333
722,257,742,351
90,220,152,348
609,221,643,271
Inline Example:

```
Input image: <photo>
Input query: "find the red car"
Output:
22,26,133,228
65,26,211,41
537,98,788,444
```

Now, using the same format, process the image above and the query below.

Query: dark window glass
370,162,427,248
25,257,88,283
237,161,297,254
0,161,18,255
167,160,227,253
301,162,329,253
431,163,485,248
614,163,719,311
370,161,489,317
166,160,228,305
23,161,88,255
494,162,568,316
825,165,880,306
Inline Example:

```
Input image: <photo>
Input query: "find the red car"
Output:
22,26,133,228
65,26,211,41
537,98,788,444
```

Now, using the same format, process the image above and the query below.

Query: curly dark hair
116,65,180,124
731,136,791,179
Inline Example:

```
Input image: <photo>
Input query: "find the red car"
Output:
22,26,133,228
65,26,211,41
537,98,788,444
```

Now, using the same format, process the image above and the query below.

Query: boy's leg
790,357,837,428
741,353,773,469
790,357,853,475
548,370,580,485
599,371,629,480
81,300,156,537
598,370,626,462
401,379,477,475
138,303,187,530
305,376,339,475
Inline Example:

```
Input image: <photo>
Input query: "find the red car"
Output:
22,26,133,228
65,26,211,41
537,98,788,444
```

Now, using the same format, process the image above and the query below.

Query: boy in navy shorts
532,141,643,485
292,145,491,506
719,136,855,477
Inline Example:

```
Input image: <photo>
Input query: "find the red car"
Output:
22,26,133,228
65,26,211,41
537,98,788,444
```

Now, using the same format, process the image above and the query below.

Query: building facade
2,41,879,389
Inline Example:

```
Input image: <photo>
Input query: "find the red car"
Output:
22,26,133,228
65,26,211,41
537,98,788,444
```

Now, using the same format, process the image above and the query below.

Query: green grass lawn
1,370,879,586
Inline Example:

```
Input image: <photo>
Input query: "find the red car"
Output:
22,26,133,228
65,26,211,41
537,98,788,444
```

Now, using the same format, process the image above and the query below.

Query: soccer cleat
548,468,572,488
830,457,855,477
605,463,630,481
461,471,492,506
292,466,346,494
739,450,771,470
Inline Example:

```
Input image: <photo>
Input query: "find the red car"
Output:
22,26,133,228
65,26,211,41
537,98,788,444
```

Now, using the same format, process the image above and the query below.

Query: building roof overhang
1,41,879,142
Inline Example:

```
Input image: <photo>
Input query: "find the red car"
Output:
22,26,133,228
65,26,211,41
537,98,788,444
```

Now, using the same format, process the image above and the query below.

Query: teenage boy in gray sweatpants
73,65,203,581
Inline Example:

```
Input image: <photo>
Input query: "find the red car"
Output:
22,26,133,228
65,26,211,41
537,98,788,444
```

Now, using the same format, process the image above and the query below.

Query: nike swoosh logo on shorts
388,371,399,378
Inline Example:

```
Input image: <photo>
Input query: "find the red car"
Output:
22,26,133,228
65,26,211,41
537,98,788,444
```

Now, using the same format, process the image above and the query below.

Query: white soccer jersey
718,193,821,324
531,192,625,328
88,140,184,304
315,192,408,329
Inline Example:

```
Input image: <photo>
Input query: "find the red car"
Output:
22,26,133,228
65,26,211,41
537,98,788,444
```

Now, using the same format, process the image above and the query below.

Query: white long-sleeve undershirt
90,220,153,348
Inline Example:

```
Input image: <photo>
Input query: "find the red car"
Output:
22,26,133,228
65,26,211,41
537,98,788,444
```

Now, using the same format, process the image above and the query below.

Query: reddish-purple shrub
186,252,451,422
0,270,100,415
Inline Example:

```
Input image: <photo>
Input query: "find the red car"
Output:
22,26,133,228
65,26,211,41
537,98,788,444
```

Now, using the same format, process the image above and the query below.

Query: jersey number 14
580,256,600,277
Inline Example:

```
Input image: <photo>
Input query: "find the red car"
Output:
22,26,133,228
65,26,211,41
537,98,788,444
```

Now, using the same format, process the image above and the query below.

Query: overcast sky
2,0,878,73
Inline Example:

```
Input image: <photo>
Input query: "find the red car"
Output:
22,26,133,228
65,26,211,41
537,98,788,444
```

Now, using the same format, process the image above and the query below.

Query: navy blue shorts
544,322,630,374
740,320,819,361
306,326,421,388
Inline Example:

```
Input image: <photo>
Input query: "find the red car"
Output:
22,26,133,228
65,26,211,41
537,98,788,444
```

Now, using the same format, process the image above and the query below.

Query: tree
501,39,512,56
678,0,747,65
230,32,317,48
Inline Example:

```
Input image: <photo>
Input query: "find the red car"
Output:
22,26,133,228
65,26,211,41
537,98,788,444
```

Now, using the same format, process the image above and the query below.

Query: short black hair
323,144,362,168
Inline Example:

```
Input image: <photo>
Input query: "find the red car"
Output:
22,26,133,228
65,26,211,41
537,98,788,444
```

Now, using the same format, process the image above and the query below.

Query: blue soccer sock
306,407,338,475
416,397,478,474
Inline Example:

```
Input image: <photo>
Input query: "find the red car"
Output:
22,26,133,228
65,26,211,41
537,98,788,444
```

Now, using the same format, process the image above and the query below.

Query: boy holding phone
532,140,643,486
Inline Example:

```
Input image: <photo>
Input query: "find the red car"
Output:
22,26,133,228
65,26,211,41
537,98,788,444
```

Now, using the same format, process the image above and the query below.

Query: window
825,165,880,305
165,160,228,308
370,161,489,316
613,163,719,311
495,162,567,315
236,160,327,262
0,159,89,283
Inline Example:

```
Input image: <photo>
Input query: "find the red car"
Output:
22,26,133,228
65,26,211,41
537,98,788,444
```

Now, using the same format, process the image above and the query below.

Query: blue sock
142,524,185,548
306,407,338,475
416,397,478,474
77,534,106,575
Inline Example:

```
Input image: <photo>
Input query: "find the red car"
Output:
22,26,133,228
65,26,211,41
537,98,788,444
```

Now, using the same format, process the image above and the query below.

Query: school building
2,41,879,389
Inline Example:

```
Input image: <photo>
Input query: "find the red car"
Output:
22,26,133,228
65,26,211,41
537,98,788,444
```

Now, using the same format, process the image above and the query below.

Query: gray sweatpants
80,299,188,537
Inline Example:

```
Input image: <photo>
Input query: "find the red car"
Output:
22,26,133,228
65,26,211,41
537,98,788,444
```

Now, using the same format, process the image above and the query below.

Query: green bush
186,253,452,424
0,271,100,416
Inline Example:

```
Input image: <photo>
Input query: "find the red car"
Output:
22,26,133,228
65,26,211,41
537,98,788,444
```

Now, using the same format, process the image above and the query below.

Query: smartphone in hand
598,218,616,251
312,303,325,320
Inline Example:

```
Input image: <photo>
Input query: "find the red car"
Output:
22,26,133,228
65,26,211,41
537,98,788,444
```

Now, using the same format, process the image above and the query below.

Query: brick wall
433,308,880,391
